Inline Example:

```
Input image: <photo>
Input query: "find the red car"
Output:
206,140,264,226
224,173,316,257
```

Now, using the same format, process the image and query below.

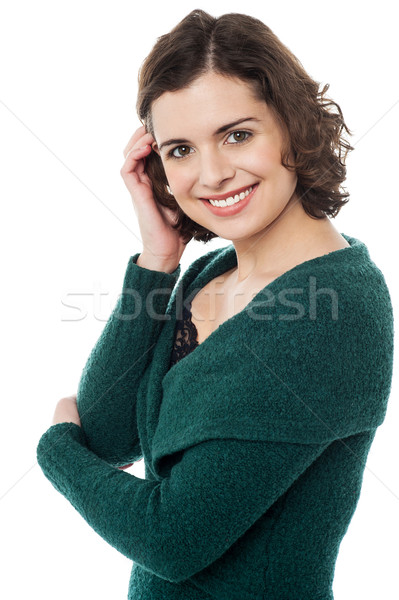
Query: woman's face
151,71,298,241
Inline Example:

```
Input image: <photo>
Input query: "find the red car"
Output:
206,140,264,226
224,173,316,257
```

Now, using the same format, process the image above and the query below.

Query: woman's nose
197,150,235,189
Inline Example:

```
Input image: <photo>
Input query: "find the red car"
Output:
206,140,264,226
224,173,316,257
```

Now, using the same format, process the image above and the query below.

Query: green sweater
36,233,394,599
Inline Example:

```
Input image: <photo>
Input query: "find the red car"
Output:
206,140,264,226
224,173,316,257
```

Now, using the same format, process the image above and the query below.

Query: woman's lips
201,184,258,217
201,183,256,202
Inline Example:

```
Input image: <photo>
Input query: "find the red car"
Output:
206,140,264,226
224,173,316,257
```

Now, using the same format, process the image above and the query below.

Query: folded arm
75,254,181,466
36,421,330,583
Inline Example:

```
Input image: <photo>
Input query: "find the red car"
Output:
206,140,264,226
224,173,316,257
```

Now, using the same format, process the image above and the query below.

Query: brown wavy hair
136,9,354,244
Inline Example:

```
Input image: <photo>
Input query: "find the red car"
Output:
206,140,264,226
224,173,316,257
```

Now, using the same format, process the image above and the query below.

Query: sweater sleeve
75,253,181,467
36,421,330,583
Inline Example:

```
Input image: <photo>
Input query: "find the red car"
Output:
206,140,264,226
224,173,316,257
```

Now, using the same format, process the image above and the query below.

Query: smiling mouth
201,184,255,207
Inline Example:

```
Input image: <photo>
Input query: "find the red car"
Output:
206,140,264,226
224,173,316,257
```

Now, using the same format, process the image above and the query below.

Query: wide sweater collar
136,233,394,477
166,233,369,349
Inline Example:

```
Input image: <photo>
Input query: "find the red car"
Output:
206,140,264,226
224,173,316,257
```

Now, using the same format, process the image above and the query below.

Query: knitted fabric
37,233,394,599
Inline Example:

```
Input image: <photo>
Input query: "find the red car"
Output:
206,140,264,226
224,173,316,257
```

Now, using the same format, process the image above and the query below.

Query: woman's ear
151,141,160,156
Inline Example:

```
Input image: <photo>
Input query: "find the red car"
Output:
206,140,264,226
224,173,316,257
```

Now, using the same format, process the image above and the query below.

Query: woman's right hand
120,125,190,270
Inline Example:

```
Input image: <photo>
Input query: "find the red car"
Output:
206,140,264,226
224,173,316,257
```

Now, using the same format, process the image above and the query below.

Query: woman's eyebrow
158,117,260,151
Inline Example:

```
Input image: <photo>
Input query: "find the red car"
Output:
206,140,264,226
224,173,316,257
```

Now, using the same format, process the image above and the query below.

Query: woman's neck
229,197,348,285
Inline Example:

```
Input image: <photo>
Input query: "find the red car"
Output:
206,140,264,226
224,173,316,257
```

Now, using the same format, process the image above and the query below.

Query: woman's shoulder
280,232,390,304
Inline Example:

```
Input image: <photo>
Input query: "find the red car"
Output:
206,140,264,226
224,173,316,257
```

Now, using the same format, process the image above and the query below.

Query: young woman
37,10,394,599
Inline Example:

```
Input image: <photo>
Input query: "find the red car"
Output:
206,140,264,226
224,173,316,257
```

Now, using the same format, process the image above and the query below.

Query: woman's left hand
51,394,82,428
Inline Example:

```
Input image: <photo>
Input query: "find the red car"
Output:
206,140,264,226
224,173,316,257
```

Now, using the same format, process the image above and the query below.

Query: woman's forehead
151,73,271,141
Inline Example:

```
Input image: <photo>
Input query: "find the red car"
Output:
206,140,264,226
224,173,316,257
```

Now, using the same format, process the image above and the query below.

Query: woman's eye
226,131,250,144
168,132,250,159
171,145,192,158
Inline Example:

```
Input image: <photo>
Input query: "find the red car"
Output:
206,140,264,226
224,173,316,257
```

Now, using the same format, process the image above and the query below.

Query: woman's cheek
165,164,194,199
240,145,275,174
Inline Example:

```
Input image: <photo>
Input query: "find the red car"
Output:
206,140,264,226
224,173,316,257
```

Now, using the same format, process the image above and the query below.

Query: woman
37,10,394,599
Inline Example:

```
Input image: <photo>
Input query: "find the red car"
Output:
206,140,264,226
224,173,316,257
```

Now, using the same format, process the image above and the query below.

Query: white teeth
208,186,253,207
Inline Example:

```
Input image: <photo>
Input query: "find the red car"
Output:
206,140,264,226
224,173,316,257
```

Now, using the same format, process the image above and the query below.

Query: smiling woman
36,8,394,600
137,11,354,248
149,72,300,248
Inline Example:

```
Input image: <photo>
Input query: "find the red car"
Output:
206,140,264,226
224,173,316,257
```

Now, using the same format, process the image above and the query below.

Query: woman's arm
36,420,330,583
75,253,181,466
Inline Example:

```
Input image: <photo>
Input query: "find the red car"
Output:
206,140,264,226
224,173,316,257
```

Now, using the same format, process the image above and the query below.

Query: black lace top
169,301,199,369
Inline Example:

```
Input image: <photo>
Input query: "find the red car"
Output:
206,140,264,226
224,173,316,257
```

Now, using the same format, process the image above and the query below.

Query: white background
1,0,398,598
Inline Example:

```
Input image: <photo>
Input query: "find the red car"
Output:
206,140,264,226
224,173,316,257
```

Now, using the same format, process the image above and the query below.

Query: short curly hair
136,9,354,244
